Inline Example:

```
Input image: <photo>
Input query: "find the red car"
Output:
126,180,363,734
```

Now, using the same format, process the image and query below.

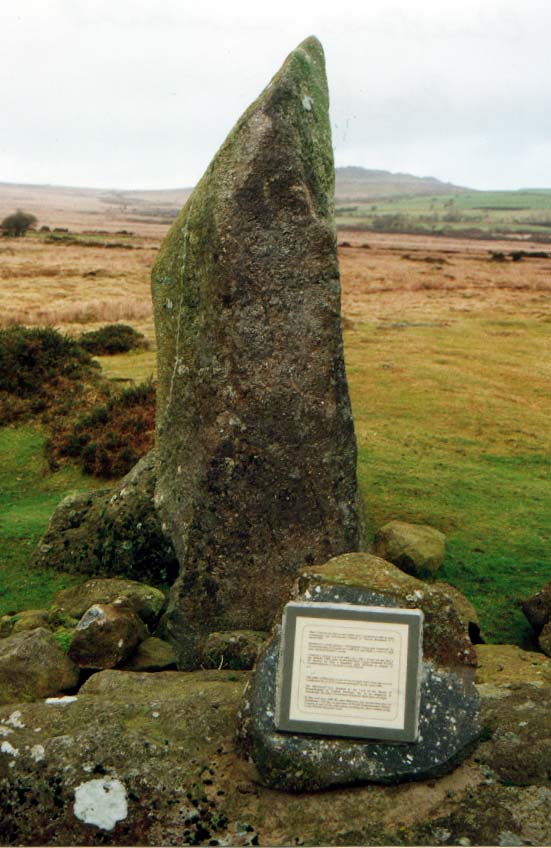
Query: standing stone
152,37,363,668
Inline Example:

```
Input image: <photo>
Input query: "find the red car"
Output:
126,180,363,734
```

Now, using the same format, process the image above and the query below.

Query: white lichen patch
78,605,107,629
30,744,45,762
45,696,78,705
4,710,25,728
1,741,19,757
0,726,13,737
74,778,128,831
301,94,313,111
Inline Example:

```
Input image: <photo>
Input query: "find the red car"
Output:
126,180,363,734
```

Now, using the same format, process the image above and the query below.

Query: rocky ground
0,649,550,847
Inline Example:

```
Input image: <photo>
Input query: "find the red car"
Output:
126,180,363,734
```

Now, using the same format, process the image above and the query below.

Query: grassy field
337,189,551,240
0,218,550,646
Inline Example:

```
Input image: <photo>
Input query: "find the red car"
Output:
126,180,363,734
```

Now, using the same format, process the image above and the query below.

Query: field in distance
0,184,550,646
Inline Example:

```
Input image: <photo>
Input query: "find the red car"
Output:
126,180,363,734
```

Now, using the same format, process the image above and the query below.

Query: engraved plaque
275,602,423,742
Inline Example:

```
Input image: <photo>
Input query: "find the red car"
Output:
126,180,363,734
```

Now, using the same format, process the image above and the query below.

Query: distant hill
0,168,469,232
335,166,469,203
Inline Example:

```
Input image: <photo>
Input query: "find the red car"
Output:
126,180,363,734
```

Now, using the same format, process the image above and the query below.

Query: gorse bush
78,323,149,355
0,326,100,424
1,210,37,237
46,379,156,479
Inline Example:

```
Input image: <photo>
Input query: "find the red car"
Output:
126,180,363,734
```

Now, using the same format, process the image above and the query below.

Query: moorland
0,172,550,646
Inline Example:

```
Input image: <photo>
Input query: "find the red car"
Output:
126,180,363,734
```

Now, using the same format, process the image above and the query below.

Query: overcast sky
2,0,551,191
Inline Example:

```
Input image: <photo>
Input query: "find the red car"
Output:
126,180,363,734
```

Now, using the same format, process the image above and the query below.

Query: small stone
0,628,79,705
521,581,551,636
201,631,268,670
121,637,177,671
69,604,147,669
11,610,52,634
374,520,446,577
53,577,166,627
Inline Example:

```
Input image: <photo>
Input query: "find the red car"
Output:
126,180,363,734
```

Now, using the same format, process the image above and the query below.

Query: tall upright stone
152,36,363,668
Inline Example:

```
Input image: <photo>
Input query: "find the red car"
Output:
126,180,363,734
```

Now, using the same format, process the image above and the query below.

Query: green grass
0,426,105,616
95,349,156,384
336,188,551,239
346,318,551,646
2,316,550,647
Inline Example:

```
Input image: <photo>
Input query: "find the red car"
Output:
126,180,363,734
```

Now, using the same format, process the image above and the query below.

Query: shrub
0,326,100,424
46,379,156,479
1,210,37,237
78,323,149,355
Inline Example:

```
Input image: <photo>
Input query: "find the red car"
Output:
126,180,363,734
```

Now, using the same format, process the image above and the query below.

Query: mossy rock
121,637,177,672
52,576,166,627
11,610,52,634
31,451,178,586
476,644,551,688
201,630,268,670
297,552,477,668
0,628,79,705
374,520,446,577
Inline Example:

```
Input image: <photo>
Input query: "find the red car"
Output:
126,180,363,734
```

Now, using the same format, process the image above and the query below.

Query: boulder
121,637,177,671
11,610,52,634
297,552,477,667
152,36,363,668
52,577,166,627
374,520,446,577
68,603,147,669
30,452,178,586
521,580,551,635
201,630,268,670
0,628,79,705
238,575,481,792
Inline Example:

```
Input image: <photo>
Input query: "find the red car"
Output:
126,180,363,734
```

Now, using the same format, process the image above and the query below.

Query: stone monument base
238,611,481,792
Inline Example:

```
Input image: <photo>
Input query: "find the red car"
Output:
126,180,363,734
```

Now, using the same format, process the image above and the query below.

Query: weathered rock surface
476,643,551,688
477,684,551,787
521,580,551,636
374,520,446,577
53,577,166,627
0,616,12,638
434,580,483,643
121,637,176,671
30,452,178,586
201,630,268,670
297,552,477,667
1,667,550,846
11,610,52,634
0,628,79,705
152,36,363,668
68,604,147,669
539,620,551,657
238,622,481,792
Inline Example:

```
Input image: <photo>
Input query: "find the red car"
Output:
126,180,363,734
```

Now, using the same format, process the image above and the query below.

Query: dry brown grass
338,230,551,325
0,235,157,336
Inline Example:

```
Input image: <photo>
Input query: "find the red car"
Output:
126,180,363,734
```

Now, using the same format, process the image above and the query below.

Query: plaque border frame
275,601,423,743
